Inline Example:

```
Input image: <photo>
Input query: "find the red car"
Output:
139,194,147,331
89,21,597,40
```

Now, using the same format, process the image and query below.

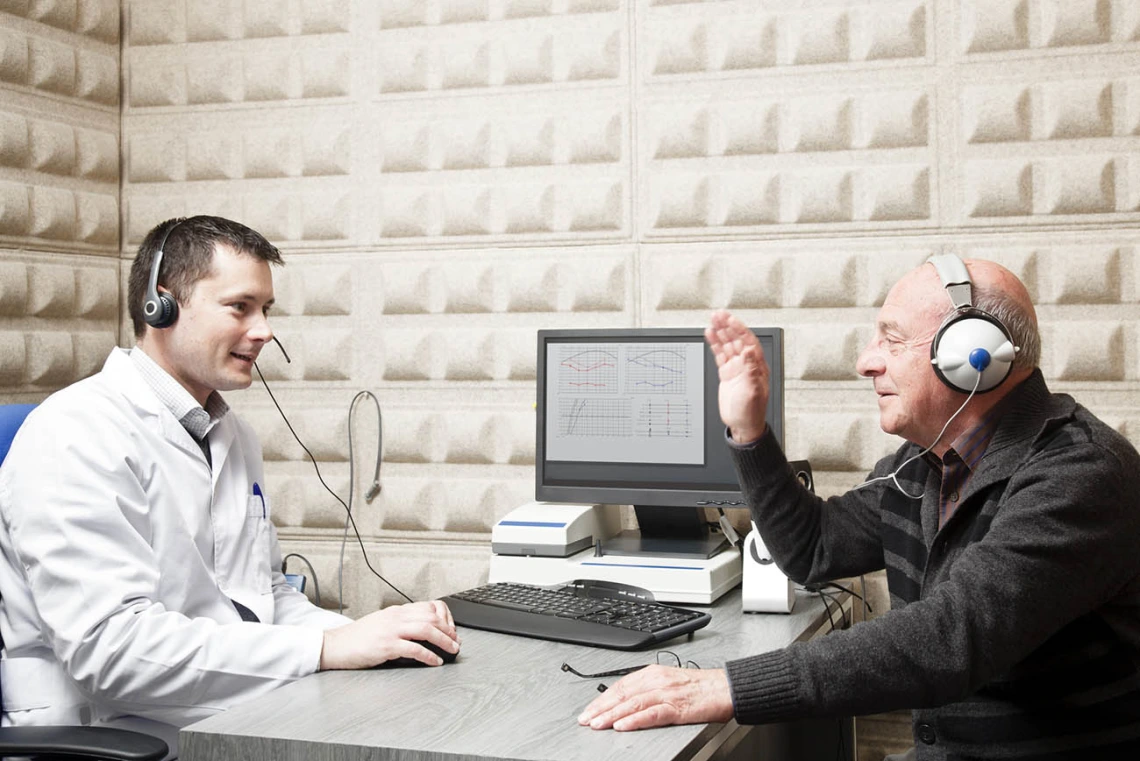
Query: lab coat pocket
236,495,272,594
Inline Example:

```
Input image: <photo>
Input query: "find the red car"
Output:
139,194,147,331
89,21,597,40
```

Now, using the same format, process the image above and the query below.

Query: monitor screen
535,327,784,514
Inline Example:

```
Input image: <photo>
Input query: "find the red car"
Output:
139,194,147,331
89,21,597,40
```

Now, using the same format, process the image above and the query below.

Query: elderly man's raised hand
704,310,770,444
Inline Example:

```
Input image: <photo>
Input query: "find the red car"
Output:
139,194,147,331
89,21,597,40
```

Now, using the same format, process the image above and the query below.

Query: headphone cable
253,362,414,605
855,370,982,499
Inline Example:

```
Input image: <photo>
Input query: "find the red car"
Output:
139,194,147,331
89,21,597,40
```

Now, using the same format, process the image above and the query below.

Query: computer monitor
535,327,784,559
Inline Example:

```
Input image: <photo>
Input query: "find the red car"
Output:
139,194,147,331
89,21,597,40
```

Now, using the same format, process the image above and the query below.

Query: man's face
855,267,958,447
158,244,274,406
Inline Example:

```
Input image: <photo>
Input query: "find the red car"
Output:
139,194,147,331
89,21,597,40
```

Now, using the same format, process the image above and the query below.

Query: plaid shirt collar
129,346,228,442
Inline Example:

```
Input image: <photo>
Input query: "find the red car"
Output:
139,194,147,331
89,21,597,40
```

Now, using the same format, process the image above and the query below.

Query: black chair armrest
0,725,168,760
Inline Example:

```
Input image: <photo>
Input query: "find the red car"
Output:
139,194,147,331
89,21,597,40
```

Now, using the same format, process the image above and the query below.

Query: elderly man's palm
704,310,770,444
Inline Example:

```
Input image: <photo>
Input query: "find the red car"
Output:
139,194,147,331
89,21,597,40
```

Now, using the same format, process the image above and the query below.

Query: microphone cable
254,354,413,606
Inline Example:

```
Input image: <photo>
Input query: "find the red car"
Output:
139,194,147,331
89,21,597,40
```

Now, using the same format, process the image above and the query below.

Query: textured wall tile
378,475,532,532
26,262,75,317
1041,79,1113,139
0,262,28,316
377,14,622,94
75,191,117,245
1036,157,1115,215
25,330,74,386
1042,0,1111,48
787,324,866,382
301,330,353,381
28,119,74,175
963,85,1032,143
380,330,535,383
0,28,29,85
73,264,118,318
186,131,242,180
300,48,349,98
1040,247,1122,304
75,49,117,105
78,0,119,44
28,36,75,95
75,128,118,181
1047,321,1125,381
965,160,1033,217
127,133,184,182
960,0,1029,54
187,56,243,104
127,0,182,46
72,331,115,379
29,186,75,239
787,412,878,471
0,331,25,386
0,181,30,236
0,113,28,166
382,408,533,465
244,53,295,101
186,0,242,42
128,61,186,106
643,1,927,78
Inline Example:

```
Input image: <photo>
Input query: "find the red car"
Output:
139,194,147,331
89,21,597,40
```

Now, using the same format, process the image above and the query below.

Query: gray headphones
142,221,182,329
927,254,1019,394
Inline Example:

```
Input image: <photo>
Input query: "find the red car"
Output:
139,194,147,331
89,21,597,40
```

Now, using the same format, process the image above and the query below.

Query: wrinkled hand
320,600,458,670
577,665,734,731
704,310,770,444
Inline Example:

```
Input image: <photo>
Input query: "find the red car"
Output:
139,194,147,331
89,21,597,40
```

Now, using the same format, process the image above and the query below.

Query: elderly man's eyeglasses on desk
561,651,702,692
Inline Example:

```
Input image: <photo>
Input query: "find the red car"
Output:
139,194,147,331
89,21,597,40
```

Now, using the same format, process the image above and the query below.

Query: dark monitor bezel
534,327,784,509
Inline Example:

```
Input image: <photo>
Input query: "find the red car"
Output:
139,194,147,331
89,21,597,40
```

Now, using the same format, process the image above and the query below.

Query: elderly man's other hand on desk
578,665,734,731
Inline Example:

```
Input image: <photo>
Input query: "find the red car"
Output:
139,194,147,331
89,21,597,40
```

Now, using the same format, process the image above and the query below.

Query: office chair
0,403,169,760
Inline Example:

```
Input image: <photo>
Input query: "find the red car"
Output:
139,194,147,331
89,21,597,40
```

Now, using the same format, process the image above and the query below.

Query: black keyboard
441,580,711,650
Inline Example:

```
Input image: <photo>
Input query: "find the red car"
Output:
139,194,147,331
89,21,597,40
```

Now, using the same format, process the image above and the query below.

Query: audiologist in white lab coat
0,216,458,756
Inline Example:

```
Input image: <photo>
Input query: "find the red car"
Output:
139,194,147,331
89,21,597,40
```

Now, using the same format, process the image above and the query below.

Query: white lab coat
0,348,350,753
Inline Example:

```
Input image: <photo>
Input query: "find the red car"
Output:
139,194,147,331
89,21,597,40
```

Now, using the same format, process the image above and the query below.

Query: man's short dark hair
128,216,284,338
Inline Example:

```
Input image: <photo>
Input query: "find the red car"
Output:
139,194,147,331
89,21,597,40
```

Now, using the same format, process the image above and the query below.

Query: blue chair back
0,404,37,466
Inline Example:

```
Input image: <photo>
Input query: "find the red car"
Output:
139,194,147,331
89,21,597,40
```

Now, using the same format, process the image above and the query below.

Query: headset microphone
927,254,1018,394
272,335,291,364
142,220,183,329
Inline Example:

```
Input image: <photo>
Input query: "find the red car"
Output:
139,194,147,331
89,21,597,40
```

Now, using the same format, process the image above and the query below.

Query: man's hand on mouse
320,600,459,670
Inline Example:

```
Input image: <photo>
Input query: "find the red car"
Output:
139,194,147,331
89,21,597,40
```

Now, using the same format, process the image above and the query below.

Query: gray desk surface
180,589,842,761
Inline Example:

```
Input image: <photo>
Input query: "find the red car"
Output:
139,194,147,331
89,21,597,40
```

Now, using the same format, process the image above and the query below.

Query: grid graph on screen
625,347,687,395
558,398,632,438
558,346,618,394
635,400,693,438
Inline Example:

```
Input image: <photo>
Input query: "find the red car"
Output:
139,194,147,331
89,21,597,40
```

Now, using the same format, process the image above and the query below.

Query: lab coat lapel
208,420,235,492
103,350,205,463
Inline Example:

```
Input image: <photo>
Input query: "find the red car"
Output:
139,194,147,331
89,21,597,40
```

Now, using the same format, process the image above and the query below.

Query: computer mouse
372,640,458,669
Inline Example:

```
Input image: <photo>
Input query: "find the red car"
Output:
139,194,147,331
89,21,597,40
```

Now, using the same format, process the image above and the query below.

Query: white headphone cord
855,370,982,499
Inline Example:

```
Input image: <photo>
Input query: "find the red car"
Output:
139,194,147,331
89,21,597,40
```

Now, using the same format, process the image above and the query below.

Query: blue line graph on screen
625,347,687,395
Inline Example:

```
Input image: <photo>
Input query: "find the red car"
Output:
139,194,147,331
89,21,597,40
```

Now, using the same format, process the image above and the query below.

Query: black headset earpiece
143,221,182,329
927,254,1019,394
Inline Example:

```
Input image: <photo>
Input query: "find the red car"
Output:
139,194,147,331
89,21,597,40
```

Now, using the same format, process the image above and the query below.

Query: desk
180,589,848,761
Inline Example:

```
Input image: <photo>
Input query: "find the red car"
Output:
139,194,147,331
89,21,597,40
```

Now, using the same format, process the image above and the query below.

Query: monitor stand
601,506,728,560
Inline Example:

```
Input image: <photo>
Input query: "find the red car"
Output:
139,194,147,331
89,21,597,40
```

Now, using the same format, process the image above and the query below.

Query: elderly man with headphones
0,216,458,755
579,256,1140,759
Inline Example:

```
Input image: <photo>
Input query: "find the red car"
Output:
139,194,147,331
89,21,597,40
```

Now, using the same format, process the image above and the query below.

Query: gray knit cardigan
725,370,1140,760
